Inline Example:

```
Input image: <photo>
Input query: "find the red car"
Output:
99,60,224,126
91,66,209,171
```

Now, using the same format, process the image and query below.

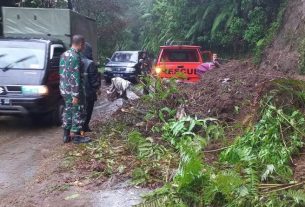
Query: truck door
48,44,65,96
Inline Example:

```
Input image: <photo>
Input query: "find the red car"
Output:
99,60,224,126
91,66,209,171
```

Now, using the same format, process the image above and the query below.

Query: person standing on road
59,35,86,143
81,42,101,132
138,51,151,95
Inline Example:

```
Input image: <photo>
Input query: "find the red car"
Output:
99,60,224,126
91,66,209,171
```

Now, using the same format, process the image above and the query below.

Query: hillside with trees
4,1,305,207
2,0,287,61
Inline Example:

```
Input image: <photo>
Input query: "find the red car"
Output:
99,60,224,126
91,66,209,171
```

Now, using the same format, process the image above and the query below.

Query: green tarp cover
2,7,98,61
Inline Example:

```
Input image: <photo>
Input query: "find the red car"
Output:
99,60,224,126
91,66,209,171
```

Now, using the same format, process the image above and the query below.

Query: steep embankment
261,0,305,73
181,60,285,122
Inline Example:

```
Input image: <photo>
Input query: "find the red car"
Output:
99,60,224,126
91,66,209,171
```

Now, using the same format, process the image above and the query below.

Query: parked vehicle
0,7,97,125
104,51,151,83
0,38,66,125
154,44,212,82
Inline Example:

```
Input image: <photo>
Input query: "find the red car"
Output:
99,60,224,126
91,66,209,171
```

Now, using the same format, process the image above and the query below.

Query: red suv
154,45,211,82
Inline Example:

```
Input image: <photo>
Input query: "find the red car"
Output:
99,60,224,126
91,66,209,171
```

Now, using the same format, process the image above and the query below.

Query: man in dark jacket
82,43,101,132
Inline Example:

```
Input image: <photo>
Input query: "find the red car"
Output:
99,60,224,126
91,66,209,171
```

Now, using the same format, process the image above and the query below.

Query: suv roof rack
165,40,193,46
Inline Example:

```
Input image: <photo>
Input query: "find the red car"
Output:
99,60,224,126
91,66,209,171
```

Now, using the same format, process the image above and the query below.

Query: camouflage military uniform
59,48,86,133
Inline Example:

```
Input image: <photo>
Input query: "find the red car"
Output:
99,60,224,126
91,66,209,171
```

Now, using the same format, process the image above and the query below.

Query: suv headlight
105,67,112,72
22,85,49,96
126,67,135,72
155,67,162,74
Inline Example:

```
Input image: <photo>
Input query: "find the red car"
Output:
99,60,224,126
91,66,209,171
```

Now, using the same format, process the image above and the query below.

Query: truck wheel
51,100,64,126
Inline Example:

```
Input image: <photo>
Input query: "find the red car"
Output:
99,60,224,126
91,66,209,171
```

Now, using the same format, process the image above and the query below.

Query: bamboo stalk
264,181,305,194
165,157,172,183
260,183,288,186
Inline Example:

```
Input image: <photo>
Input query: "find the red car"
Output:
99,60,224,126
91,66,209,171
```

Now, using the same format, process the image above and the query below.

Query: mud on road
0,87,147,207
0,116,62,197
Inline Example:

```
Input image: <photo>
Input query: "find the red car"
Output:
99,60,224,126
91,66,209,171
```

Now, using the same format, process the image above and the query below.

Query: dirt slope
183,0,305,121
181,60,285,122
260,0,305,73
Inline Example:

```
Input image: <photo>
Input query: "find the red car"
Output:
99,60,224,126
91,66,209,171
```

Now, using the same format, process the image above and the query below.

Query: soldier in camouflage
59,35,86,143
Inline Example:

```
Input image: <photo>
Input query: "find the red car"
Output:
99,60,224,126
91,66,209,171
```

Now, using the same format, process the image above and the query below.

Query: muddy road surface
0,116,62,197
0,90,147,207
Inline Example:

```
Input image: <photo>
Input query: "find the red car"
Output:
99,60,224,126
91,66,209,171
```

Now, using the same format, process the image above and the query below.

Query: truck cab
154,45,211,82
0,37,66,125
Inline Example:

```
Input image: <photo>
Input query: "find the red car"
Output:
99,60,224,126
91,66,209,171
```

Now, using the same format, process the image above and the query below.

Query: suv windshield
0,41,46,70
111,52,138,63
161,49,199,62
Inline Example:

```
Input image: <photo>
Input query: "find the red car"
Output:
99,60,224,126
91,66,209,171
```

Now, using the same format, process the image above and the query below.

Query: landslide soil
179,59,305,180
181,59,285,122
261,0,305,73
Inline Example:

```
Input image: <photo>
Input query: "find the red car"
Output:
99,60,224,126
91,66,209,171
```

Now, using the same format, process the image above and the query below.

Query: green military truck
0,7,97,125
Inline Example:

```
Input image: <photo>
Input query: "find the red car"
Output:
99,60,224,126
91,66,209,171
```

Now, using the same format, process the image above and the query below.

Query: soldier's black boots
82,126,92,132
72,135,92,144
63,129,71,143
63,130,91,144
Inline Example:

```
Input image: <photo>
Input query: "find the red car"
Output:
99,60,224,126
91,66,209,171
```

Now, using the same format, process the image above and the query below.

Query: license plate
114,74,123,77
0,99,10,105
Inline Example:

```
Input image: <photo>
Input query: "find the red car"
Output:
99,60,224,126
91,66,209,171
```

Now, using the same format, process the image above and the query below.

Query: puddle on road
92,181,150,207
93,91,139,120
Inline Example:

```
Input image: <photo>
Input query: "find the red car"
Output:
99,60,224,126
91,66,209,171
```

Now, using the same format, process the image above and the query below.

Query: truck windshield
0,41,46,70
161,49,199,62
111,52,138,63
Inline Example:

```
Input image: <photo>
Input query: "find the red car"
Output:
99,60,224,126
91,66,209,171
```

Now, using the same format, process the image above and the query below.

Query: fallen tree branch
261,181,305,194
204,147,228,153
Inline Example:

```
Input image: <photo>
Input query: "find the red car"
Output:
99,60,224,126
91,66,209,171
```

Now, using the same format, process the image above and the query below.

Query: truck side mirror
106,58,111,64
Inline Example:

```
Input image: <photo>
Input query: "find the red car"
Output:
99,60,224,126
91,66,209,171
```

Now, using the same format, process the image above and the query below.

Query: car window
111,52,138,63
161,49,199,62
0,41,46,70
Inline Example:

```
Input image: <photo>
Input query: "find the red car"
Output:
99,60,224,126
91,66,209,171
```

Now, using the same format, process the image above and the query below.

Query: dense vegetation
137,0,286,55
2,0,287,60
64,77,305,207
